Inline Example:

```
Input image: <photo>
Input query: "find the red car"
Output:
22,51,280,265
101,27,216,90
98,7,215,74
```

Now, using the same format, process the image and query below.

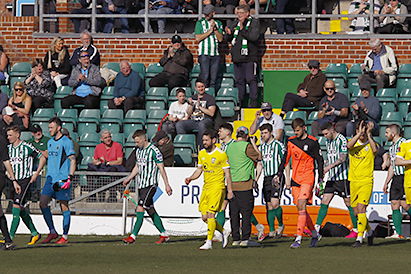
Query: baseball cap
359,82,371,91
261,102,272,111
152,130,168,142
307,60,320,68
30,124,42,133
2,106,14,116
203,4,215,15
237,126,249,135
171,35,182,44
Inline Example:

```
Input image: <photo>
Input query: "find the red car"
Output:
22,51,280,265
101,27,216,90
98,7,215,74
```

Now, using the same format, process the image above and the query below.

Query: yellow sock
357,213,367,237
207,218,217,241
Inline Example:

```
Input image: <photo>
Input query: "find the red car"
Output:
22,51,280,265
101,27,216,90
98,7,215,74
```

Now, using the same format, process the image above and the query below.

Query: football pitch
2,235,410,273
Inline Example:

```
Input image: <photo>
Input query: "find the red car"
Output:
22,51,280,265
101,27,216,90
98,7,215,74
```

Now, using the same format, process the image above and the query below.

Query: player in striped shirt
195,5,223,89
313,122,358,245
122,130,173,245
7,126,46,245
383,124,408,239
255,123,286,238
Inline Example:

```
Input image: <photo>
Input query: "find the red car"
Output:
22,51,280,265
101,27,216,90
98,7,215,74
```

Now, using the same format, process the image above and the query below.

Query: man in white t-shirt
250,102,284,141
162,88,191,138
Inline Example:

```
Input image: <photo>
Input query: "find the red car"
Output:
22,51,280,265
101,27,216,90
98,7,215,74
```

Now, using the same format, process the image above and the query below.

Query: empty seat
216,87,239,105
380,111,402,126
348,63,362,78
101,86,115,100
146,63,163,78
220,78,235,88
174,134,196,151
325,63,348,81
79,132,100,146
31,108,55,123
57,109,78,126
174,147,194,166
78,109,100,124
190,63,200,78
284,111,306,125
398,64,411,78
216,101,236,118
10,62,31,77
104,62,120,72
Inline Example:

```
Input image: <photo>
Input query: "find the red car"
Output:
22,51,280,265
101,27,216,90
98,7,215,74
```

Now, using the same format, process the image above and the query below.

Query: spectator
138,0,179,34
275,0,295,34
44,37,72,88
195,5,223,90
149,35,194,91
61,128,81,162
346,82,382,137
71,0,104,33
348,0,381,33
176,79,216,148
102,0,129,33
108,60,144,113
70,31,101,67
8,82,31,130
214,0,238,25
279,60,327,118
311,80,350,136
162,88,191,138
225,5,260,107
358,38,398,91
88,129,126,172
0,107,23,137
0,45,9,85
27,124,50,159
249,102,284,141
64,50,104,109
376,0,408,34
152,130,174,167
25,59,54,112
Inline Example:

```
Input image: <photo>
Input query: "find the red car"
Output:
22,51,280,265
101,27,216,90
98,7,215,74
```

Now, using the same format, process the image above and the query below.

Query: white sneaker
212,231,223,242
385,233,405,239
222,229,230,248
199,240,212,250
256,224,265,239
269,231,276,238
275,225,285,238
232,240,241,246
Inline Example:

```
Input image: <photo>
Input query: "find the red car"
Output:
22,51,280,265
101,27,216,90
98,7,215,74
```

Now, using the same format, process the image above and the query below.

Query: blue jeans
199,55,221,89
103,7,129,33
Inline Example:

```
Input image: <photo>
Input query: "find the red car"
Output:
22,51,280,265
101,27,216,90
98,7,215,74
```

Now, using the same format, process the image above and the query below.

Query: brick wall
2,17,411,70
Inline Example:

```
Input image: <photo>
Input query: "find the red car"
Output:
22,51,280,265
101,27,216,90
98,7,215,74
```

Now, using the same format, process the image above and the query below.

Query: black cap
30,124,42,133
152,130,168,142
359,82,371,91
307,60,320,68
171,35,182,44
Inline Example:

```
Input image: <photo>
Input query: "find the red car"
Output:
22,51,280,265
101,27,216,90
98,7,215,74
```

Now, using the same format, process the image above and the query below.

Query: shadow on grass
371,239,410,247
68,239,122,244
12,245,69,251
167,237,205,243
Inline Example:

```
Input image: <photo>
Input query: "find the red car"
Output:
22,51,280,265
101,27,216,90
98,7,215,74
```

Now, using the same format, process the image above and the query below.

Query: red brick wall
2,17,411,70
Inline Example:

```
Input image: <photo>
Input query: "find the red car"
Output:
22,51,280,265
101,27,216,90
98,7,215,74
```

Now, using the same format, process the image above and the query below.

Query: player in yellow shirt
347,121,378,248
394,139,411,219
185,130,233,250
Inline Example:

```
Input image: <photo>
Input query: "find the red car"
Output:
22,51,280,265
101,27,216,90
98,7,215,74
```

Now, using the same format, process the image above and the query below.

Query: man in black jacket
225,5,260,107
70,31,101,67
149,35,194,91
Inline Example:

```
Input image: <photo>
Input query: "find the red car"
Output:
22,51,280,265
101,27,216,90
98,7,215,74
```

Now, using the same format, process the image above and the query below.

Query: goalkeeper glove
61,175,72,189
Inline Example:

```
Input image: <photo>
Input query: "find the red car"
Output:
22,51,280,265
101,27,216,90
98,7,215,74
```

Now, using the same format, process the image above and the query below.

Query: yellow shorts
350,181,373,207
199,187,225,215
405,185,411,204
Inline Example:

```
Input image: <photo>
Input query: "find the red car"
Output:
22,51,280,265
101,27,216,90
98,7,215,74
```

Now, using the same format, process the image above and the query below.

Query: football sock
132,212,144,237
297,210,307,236
216,210,226,227
20,209,38,236
316,204,329,226
41,207,56,234
207,218,217,241
295,235,302,242
274,206,284,226
9,207,21,239
151,212,166,233
0,215,12,243
392,209,403,235
357,213,367,238
62,211,71,236
347,206,358,229
267,209,275,232
251,214,259,226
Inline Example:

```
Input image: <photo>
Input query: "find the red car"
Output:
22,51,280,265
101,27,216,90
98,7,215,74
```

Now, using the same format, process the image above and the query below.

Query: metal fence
36,0,411,36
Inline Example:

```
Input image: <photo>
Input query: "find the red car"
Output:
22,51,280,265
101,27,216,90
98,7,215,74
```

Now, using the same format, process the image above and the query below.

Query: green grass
2,235,410,273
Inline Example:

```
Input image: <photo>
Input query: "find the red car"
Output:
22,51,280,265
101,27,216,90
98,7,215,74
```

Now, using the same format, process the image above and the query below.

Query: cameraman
346,82,381,137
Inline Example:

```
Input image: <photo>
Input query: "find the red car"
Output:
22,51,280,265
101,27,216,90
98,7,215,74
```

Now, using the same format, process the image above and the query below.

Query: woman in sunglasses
25,59,54,112
8,82,32,129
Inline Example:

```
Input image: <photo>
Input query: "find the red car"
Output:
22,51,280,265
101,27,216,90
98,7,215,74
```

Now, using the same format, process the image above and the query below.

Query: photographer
346,82,381,137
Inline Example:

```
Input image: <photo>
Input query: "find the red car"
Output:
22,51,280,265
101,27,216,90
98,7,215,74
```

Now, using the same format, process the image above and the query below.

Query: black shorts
390,175,405,201
10,178,31,206
324,180,350,198
138,185,157,209
262,175,284,202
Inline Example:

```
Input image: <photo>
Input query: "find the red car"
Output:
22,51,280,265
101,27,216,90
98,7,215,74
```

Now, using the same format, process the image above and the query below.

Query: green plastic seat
403,113,411,126
380,111,402,126
131,63,146,76
325,63,348,81
398,88,411,101
79,155,94,170
124,109,146,125
147,110,168,124
104,62,120,72
174,148,193,166
146,123,160,139
100,100,109,115
36,122,51,137
78,109,100,124
404,127,411,139
100,122,120,133
31,108,55,123
174,134,196,151
380,102,396,113
397,64,411,78
348,63,362,78
216,87,239,104
398,102,410,119
336,88,350,100
57,109,78,125
9,76,26,90
146,63,163,78
169,87,193,102
62,122,75,133
101,109,123,123
396,78,411,92
283,125,294,137
327,77,346,88
79,132,100,146
220,78,235,88
376,88,397,101
10,62,31,77
222,63,234,78
146,100,166,112
284,111,306,125
20,131,33,141
216,101,236,118
307,112,318,125
110,132,124,145
124,123,144,138
0,85,10,97
190,64,201,78
54,86,73,99
79,146,94,159
78,123,98,135
101,86,115,100
317,136,327,150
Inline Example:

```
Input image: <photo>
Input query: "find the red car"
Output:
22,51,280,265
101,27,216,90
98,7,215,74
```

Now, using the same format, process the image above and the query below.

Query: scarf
232,17,252,56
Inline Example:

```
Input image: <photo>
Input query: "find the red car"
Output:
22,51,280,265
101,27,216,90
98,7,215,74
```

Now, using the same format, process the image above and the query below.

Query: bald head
323,80,336,96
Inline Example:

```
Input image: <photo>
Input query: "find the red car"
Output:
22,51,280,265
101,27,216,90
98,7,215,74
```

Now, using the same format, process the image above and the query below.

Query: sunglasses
15,88,24,91
262,109,271,112
325,87,335,91
80,55,90,58
308,66,319,69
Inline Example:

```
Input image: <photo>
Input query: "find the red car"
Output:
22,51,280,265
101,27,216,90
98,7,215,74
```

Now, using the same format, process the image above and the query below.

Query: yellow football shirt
348,140,375,183
198,147,230,190
396,140,411,187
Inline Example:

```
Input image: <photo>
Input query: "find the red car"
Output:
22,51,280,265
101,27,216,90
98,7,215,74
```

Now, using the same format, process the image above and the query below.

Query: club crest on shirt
365,146,369,151
303,145,308,151
211,157,216,164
